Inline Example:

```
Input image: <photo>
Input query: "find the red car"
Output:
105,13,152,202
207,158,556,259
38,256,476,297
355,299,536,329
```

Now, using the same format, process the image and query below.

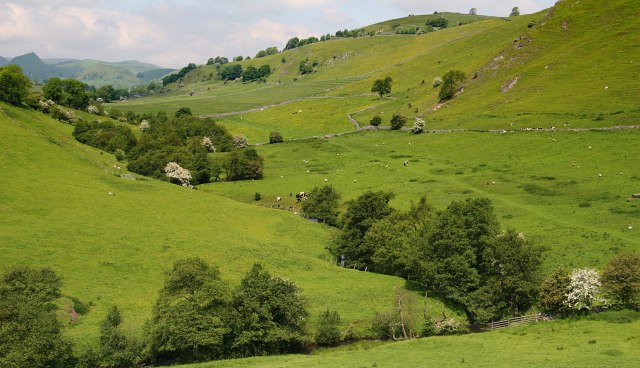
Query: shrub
390,114,407,130
175,107,192,118
411,117,425,134
254,192,261,201
233,134,248,148
269,131,283,144
438,70,466,101
316,310,341,346
538,267,571,314
369,116,382,126
432,76,443,88
602,253,640,309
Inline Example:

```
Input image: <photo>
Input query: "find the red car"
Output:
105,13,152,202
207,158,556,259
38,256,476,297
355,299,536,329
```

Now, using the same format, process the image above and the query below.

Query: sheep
276,197,282,202
403,160,409,166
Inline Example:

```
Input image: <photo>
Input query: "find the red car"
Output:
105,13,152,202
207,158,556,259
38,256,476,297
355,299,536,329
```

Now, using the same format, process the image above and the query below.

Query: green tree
371,76,393,97
538,267,571,314
95,84,116,102
332,191,395,269
43,77,89,109
0,267,74,368
438,70,466,101
230,263,308,357
269,131,283,144
284,37,300,50
222,148,264,181
302,185,341,226
426,16,448,28
390,114,407,130
0,64,32,105
316,310,341,346
147,258,231,363
602,252,640,309
258,64,271,78
242,66,260,82
220,64,243,80
99,305,138,367
510,7,520,16
369,116,382,126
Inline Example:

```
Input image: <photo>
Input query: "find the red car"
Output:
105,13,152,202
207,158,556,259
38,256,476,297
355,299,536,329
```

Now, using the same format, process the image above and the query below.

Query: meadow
184,311,640,368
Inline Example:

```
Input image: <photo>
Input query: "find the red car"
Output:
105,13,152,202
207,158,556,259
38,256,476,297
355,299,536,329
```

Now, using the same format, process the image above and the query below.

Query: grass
183,312,640,367
0,103,449,347
203,129,640,270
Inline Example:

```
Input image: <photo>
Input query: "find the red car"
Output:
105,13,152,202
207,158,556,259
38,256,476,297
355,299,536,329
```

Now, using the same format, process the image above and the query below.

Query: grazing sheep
276,197,282,202
403,160,409,166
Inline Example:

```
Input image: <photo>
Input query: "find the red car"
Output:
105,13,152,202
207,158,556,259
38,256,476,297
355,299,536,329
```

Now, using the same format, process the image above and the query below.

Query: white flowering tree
139,120,150,131
201,136,215,152
566,268,605,310
164,162,193,188
411,117,425,134
233,134,248,148
87,105,99,115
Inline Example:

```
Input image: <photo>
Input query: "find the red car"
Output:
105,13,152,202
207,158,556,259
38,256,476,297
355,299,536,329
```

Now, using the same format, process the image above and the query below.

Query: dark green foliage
73,120,138,154
299,60,314,75
426,16,449,28
175,107,192,118
220,64,243,80
368,198,435,276
99,305,139,367
230,263,309,357
369,116,382,126
302,185,341,226
43,77,90,109
127,116,234,184
162,63,197,86
148,258,231,363
284,37,300,50
331,191,395,269
219,148,264,181
243,65,271,82
510,7,520,16
438,70,466,101
0,64,32,105
0,267,74,368
95,84,116,102
316,310,341,346
254,192,262,201
390,114,407,130
602,253,640,309
538,267,571,314
269,131,283,143
371,77,393,97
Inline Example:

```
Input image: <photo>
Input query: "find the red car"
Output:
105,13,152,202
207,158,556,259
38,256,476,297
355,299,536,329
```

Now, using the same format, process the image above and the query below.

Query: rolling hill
2,0,639,366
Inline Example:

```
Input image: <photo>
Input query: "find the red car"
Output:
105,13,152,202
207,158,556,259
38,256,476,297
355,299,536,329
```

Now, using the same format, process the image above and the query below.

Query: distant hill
7,52,174,87
0,56,8,67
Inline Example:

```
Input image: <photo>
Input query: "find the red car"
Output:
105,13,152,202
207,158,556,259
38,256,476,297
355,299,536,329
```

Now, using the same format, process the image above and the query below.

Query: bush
602,253,640,309
175,107,192,118
411,117,425,134
269,131,283,144
390,114,407,130
538,268,571,314
432,76,443,88
316,310,341,346
369,116,382,126
438,70,466,101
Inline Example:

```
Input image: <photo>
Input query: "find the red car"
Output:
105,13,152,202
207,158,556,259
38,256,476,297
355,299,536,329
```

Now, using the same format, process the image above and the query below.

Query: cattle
295,192,308,203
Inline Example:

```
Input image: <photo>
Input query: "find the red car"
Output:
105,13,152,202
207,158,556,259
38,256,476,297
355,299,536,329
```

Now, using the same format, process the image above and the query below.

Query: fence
485,313,542,331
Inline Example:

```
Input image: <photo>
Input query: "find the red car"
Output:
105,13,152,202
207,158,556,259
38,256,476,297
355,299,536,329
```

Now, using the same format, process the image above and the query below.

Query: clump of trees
220,64,243,81
298,59,318,75
0,64,32,105
207,56,229,65
255,47,279,58
162,63,197,86
426,16,448,28
242,65,271,82
301,185,341,226
43,77,90,110
73,120,137,154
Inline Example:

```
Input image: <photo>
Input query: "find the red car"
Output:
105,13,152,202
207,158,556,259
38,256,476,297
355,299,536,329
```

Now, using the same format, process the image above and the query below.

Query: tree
222,148,264,181
411,117,425,134
175,107,192,118
538,267,571,314
331,191,395,269
566,268,603,310
369,116,382,126
230,263,308,357
220,64,243,80
301,185,341,226
165,162,193,188
602,253,640,309
438,70,466,101
371,76,393,97
316,310,341,346
258,64,271,79
43,77,89,109
147,258,231,363
426,17,448,28
510,7,520,16
233,134,248,148
99,305,138,367
242,66,260,82
469,8,478,15
95,84,116,102
0,64,32,105
269,131,283,144
284,37,300,50
0,267,74,368
390,114,407,130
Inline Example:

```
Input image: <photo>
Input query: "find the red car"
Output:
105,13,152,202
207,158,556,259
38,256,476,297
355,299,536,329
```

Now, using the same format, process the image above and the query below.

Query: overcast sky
0,0,556,68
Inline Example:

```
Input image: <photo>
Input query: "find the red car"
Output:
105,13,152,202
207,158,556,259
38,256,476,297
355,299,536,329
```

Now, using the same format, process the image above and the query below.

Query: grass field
1,103,454,347
203,128,640,270
184,312,640,368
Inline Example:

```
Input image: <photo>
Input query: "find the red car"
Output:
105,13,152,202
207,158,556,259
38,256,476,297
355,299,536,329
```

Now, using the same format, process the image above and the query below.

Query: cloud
0,0,556,68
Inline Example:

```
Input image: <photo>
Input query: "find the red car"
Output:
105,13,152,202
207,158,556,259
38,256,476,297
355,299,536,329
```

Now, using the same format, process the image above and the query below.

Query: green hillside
0,102,431,345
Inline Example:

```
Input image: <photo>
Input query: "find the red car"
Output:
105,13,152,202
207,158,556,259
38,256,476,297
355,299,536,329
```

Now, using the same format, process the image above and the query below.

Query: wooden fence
485,313,542,331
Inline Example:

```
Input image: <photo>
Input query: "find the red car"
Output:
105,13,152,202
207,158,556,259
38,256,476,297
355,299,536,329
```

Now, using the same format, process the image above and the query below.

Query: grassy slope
186,315,640,367
0,103,433,346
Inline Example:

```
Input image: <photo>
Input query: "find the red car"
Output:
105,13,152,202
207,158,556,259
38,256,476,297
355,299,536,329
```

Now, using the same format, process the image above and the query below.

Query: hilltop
4,52,173,87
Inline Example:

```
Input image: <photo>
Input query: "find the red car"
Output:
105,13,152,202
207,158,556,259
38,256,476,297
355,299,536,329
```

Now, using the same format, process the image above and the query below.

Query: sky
0,0,557,68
